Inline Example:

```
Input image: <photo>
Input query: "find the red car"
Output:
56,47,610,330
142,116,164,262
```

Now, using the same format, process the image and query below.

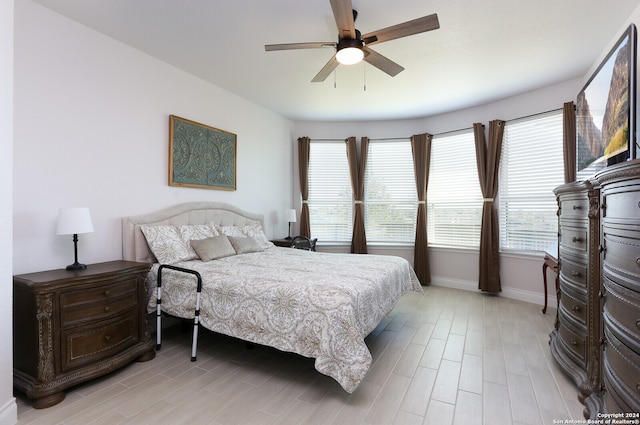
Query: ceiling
32,0,640,122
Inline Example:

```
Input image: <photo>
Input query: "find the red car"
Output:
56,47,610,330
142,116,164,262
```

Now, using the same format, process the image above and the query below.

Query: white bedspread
147,247,422,392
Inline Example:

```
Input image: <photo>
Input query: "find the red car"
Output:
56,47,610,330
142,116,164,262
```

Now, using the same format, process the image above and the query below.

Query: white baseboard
430,276,557,311
0,397,17,425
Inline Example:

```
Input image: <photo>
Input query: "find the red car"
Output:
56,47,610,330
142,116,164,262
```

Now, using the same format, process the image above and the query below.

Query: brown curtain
563,101,577,183
474,120,504,293
346,137,368,253
410,133,432,285
298,137,311,238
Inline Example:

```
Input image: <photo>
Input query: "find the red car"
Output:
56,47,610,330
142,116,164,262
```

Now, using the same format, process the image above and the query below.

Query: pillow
140,225,191,264
176,224,219,260
228,236,264,254
217,223,274,249
190,235,236,261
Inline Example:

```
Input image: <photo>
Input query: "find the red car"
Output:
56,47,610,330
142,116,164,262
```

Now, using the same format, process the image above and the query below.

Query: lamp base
66,262,87,271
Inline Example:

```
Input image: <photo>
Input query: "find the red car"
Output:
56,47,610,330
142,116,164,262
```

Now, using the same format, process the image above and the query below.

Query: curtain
563,101,577,183
410,133,432,285
346,137,368,254
297,137,311,238
474,120,504,293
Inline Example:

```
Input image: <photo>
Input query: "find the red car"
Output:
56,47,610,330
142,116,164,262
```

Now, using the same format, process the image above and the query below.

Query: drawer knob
104,335,111,342
636,319,640,330
104,290,111,297
572,305,579,312
104,306,111,312
572,237,582,243
571,271,580,277
570,340,578,346
573,205,581,210
636,257,640,267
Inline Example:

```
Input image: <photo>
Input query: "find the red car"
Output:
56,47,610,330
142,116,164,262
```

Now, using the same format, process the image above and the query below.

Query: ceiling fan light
336,47,364,65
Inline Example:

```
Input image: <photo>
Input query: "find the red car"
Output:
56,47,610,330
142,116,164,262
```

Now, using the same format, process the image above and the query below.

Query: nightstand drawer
61,297,137,327
60,278,137,309
61,312,139,372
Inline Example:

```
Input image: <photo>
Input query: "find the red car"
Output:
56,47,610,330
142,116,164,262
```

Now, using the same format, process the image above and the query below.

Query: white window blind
499,111,564,252
364,139,417,244
427,130,483,248
307,140,352,242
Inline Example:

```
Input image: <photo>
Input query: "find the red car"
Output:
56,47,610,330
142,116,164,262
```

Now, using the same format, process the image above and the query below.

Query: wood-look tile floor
16,286,584,425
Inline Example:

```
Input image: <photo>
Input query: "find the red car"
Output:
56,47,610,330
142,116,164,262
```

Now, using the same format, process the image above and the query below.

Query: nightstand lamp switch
56,207,94,271
285,208,297,239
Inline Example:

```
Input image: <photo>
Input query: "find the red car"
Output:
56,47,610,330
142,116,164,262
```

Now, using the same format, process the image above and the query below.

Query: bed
122,202,422,393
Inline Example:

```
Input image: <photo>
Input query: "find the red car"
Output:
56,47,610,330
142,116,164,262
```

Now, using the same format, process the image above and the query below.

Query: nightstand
13,260,155,408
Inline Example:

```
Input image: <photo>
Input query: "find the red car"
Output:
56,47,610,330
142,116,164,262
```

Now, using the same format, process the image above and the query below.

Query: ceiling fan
264,0,440,82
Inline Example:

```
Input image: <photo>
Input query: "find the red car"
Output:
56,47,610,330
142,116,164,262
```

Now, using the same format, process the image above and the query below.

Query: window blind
427,130,483,248
364,139,417,243
499,111,564,252
307,141,353,242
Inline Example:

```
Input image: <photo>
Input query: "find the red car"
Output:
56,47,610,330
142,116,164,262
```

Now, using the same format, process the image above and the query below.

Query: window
499,111,564,252
364,139,417,243
427,130,483,248
307,141,352,242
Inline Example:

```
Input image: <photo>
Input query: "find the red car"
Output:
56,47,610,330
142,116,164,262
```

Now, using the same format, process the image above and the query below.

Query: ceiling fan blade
329,0,356,39
312,55,340,82
265,42,336,51
362,14,440,46
363,47,404,77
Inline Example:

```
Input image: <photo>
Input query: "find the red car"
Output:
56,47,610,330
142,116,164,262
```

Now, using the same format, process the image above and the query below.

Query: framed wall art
168,115,237,191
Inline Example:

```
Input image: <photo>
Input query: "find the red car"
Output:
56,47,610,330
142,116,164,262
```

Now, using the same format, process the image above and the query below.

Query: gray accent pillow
228,236,264,254
190,235,236,261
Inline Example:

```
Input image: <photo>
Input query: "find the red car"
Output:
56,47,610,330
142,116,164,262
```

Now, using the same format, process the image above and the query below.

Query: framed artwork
169,115,237,191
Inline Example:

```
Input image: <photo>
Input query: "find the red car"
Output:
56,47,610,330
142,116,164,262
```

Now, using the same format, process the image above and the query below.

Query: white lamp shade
56,207,94,235
284,209,297,223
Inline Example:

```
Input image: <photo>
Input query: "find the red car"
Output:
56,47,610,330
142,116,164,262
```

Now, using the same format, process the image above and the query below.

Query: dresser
551,180,602,403
13,261,155,408
594,160,640,415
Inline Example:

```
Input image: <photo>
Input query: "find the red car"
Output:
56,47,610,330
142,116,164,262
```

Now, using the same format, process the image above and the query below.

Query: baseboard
430,276,557,310
0,397,17,425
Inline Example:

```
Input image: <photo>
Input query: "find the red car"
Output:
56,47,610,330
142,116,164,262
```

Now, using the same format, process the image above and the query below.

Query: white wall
1,0,17,423
294,79,584,306
13,1,295,275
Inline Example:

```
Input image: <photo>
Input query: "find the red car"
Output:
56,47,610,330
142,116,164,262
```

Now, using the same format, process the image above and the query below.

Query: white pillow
140,225,191,264
176,224,219,260
217,223,274,249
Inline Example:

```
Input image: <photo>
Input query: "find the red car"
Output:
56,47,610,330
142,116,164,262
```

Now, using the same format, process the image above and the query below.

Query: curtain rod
306,107,564,142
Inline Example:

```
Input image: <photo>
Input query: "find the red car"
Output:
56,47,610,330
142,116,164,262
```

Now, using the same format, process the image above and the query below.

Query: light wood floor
16,286,584,425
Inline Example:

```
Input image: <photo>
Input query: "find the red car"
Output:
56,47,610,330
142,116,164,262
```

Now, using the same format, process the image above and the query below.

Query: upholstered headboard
122,202,265,263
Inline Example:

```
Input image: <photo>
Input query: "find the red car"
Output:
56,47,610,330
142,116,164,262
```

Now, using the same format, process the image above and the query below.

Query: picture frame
169,115,237,191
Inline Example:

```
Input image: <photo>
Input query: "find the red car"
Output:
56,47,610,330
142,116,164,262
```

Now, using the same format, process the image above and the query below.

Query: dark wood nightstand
13,260,155,408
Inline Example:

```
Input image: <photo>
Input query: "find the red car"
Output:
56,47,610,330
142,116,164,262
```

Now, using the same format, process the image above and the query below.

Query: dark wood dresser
551,180,602,403
595,160,640,415
13,260,155,408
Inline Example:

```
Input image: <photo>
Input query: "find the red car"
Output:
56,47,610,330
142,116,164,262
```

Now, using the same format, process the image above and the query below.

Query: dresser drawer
603,278,640,351
559,283,587,324
557,309,587,367
603,327,640,412
559,254,587,288
602,229,640,292
559,197,589,220
602,182,640,224
559,226,588,253
61,311,139,372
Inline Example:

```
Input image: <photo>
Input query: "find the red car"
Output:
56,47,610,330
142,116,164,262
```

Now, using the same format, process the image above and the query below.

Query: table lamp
284,208,297,239
56,207,94,270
